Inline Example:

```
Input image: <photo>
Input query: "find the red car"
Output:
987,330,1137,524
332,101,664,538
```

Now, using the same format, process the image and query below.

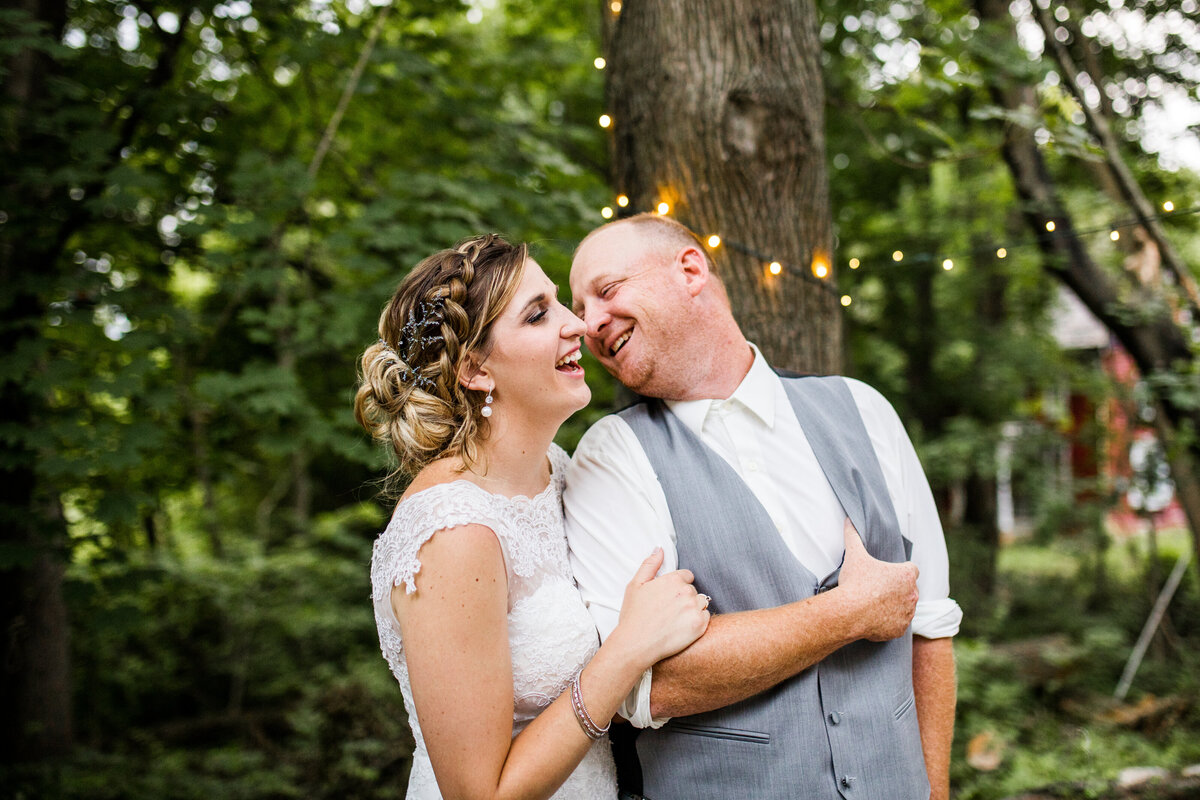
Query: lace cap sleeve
370,484,511,603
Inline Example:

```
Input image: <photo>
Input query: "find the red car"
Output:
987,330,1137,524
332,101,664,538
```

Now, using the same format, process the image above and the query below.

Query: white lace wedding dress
370,444,617,799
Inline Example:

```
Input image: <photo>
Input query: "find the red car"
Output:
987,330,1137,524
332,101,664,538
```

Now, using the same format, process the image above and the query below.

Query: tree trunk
0,0,74,761
605,0,839,373
974,0,1200,580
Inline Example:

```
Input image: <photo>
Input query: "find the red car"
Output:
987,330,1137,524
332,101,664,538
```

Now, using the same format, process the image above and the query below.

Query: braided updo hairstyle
354,234,528,486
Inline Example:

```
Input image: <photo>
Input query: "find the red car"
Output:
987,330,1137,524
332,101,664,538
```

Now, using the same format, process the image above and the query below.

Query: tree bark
974,0,1200,580
605,0,839,373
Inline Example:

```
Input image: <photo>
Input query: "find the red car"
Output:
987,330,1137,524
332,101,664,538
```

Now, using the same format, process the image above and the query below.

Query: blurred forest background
3,0,1200,797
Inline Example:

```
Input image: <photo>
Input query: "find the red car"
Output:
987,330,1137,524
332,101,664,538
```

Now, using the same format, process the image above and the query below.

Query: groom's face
569,224,689,397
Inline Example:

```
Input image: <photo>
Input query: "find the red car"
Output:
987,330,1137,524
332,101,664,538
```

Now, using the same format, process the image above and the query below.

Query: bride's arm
394,524,705,800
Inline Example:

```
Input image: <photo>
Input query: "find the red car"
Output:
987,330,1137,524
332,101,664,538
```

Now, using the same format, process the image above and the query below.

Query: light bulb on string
997,247,1007,258
892,250,903,262
1110,230,1120,241
594,57,606,70
1045,221,1056,232
942,259,954,271
616,194,629,208
840,295,852,307
768,261,782,276
849,258,860,270
610,0,622,13
1164,200,1175,212
811,250,830,280
598,114,612,129
601,206,614,219
656,201,670,215
706,234,721,248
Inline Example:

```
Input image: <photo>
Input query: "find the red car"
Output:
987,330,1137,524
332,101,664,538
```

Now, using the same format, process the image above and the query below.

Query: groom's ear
457,353,492,393
678,244,710,298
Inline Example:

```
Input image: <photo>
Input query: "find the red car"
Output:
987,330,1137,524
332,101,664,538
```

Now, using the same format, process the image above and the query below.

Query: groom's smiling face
569,223,693,397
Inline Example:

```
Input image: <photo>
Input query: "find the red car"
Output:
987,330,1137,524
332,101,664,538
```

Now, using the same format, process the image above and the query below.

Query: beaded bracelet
569,673,609,741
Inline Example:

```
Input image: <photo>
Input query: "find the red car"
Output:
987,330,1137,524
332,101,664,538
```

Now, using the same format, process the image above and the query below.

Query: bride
356,234,710,799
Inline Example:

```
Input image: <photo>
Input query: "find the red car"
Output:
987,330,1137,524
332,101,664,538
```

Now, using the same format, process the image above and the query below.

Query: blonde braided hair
354,234,528,489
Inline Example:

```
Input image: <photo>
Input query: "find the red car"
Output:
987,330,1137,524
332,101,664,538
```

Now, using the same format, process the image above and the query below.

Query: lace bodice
370,445,616,799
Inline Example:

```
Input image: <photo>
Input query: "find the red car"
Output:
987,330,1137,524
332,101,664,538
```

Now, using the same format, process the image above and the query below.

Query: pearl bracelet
569,673,609,741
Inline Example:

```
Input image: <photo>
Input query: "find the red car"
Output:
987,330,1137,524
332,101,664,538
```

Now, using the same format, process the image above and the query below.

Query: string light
811,251,830,280
610,0,621,13
584,190,1193,307
580,47,1195,309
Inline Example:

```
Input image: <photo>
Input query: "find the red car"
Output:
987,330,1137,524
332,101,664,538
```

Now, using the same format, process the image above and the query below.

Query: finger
670,568,695,585
631,547,664,586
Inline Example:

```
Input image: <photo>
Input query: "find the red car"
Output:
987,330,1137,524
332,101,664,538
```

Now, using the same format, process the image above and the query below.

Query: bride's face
475,259,590,425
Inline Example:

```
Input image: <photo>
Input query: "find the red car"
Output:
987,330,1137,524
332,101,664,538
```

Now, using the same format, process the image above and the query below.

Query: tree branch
1031,2,1200,316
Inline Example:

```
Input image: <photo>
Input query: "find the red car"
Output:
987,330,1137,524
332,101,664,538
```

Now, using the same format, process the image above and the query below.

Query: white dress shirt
563,346,963,728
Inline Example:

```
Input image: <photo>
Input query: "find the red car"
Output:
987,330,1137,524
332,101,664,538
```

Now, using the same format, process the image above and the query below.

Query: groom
563,214,961,800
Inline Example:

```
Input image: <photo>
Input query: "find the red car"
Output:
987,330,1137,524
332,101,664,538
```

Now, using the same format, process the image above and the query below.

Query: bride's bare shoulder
398,458,472,504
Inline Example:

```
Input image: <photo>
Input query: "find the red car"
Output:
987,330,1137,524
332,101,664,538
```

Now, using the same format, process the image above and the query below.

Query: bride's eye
527,308,548,324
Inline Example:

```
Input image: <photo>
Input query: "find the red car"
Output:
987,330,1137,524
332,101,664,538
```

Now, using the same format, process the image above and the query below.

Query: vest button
828,711,842,725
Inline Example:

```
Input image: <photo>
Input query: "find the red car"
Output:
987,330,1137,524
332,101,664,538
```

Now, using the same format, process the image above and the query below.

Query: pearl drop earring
481,392,494,418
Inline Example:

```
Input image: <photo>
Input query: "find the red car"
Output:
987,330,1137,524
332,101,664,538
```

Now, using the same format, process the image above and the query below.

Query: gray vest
619,375,929,800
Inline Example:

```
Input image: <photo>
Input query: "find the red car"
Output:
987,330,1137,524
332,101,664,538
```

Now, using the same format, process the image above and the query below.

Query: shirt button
828,711,842,725
841,776,853,788
745,459,759,472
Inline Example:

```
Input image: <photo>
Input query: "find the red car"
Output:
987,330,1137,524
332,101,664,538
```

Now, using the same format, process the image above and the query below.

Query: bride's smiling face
472,259,590,425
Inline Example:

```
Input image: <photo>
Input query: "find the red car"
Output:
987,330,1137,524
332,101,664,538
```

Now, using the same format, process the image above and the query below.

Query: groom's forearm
647,591,861,719
913,635,956,800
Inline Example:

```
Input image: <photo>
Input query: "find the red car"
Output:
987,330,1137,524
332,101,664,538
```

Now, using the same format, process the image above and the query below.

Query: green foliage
951,538,1200,799
19,505,415,800
3,0,616,790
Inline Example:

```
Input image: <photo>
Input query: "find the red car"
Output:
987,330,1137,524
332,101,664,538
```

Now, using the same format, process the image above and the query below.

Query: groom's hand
838,518,919,642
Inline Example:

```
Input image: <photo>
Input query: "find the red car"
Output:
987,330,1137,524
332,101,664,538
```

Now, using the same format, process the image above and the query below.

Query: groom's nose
582,304,609,340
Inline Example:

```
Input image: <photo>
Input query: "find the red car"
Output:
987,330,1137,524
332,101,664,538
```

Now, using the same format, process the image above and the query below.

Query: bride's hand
612,548,710,669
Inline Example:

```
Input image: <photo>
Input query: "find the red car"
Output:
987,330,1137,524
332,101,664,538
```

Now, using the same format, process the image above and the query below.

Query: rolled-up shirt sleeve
849,379,963,640
564,415,677,727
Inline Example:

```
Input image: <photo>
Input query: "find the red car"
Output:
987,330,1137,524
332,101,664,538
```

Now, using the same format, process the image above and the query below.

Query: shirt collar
665,343,778,435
